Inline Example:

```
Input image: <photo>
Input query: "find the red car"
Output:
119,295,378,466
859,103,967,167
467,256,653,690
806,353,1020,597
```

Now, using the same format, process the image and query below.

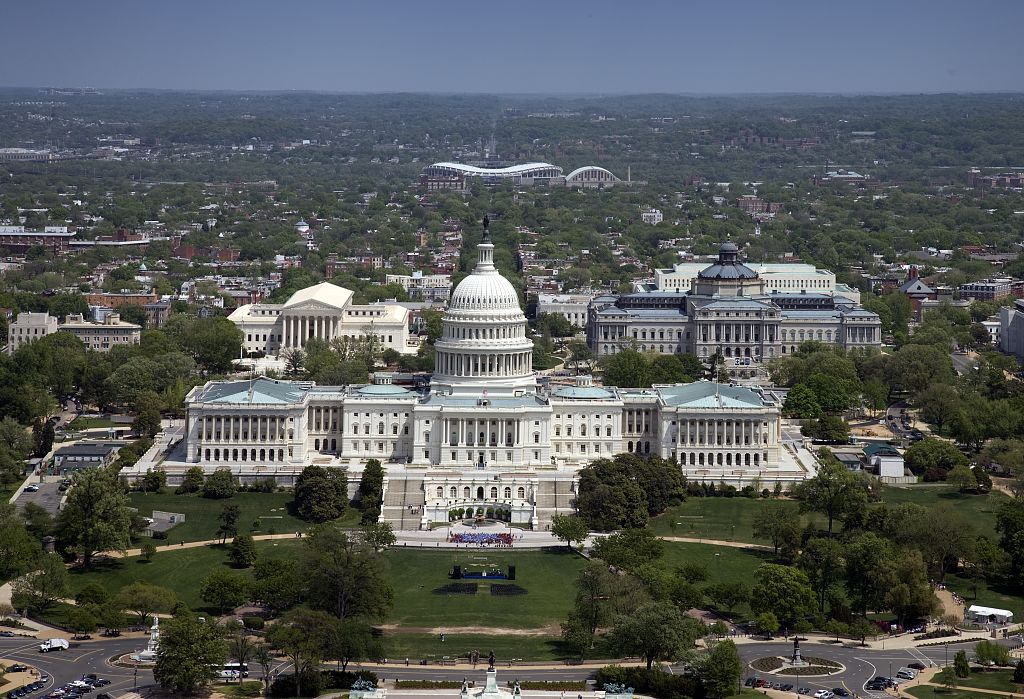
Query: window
436,487,443,497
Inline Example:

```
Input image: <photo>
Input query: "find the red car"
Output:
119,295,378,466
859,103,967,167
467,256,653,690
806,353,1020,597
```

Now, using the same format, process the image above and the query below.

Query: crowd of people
448,531,515,546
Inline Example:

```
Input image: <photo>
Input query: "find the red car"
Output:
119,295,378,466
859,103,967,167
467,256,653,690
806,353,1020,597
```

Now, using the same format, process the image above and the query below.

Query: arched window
450,486,457,498
378,422,385,435
504,487,511,499
464,487,471,498
490,487,498,498
436,487,443,497
580,425,587,436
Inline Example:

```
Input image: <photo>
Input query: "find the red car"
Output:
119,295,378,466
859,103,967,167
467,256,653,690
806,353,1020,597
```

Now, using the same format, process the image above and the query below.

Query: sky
4,0,1024,94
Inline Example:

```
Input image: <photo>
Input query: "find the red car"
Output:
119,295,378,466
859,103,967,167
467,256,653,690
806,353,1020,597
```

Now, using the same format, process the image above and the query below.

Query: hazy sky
5,0,1023,93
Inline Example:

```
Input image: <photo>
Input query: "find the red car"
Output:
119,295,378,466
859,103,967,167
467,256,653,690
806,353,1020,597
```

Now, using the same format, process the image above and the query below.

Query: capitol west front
138,234,811,529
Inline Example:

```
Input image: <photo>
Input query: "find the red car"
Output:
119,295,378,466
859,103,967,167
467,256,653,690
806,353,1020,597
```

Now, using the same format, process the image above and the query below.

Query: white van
39,638,70,652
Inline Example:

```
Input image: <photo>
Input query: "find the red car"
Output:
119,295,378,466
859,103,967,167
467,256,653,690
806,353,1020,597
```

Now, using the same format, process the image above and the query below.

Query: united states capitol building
143,233,814,530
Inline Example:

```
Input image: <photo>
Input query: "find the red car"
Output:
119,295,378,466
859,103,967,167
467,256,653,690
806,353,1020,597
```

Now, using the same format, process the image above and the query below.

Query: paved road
2,634,1013,695
951,352,977,377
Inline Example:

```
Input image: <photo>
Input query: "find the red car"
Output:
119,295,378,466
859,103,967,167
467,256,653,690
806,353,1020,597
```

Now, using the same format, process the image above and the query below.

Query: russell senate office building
136,228,815,531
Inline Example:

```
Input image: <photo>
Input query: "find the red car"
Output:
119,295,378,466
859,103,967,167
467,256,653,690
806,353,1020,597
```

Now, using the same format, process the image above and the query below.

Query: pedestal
481,669,501,698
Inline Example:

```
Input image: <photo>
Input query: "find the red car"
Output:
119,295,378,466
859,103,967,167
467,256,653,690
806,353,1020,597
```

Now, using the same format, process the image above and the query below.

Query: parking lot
14,482,64,516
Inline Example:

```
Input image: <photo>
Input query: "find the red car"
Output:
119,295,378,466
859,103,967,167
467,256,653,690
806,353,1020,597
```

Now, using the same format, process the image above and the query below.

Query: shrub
923,468,948,482
242,615,264,630
594,666,700,699
320,670,378,690
269,670,321,698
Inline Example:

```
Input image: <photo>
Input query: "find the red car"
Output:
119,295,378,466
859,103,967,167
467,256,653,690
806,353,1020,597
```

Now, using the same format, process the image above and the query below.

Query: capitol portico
136,227,814,530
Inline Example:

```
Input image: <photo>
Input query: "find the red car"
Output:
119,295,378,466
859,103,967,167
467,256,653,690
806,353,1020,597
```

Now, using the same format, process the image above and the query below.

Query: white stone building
145,232,809,530
384,271,452,302
537,293,594,328
6,312,58,354
228,282,414,356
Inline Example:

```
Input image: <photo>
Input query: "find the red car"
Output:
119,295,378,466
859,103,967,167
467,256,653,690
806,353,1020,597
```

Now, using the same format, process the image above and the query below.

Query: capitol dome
432,227,535,396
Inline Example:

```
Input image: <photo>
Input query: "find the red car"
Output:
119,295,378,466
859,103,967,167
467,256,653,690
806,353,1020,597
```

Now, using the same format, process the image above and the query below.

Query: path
935,587,964,619
661,535,773,551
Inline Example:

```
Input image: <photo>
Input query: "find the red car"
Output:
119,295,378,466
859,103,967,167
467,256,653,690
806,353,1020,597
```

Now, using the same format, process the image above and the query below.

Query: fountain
130,617,160,663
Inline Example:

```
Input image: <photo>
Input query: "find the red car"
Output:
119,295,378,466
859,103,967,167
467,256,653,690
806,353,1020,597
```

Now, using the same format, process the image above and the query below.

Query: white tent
966,605,1014,625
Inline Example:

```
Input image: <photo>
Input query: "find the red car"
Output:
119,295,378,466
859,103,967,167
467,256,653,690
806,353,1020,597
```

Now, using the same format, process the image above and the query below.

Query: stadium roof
425,162,561,176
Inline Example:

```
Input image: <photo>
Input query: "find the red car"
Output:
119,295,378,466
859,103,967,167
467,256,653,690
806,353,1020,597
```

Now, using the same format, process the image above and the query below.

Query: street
1,633,1014,696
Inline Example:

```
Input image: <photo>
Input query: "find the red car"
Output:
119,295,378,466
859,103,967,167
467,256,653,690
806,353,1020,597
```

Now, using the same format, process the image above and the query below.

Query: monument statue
512,680,522,697
462,678,470,694
488,650,495,669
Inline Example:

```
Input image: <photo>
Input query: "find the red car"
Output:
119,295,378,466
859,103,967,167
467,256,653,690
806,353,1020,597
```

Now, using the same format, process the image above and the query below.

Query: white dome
449,271,521,312
432,232,536,397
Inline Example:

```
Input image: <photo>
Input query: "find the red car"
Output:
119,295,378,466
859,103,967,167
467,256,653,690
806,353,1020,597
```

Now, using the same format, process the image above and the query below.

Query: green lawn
908,685,1017,699
953,670,1024,693
650,497,821,543
879,485,1009,534
66,540,302,612
385,548,586,629
942,573,1024,621
128,491,358,544
649,486,1011,546
660,540,774,618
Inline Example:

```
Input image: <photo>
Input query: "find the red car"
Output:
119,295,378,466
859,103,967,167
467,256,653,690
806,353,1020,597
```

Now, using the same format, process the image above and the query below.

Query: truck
39,638,69,652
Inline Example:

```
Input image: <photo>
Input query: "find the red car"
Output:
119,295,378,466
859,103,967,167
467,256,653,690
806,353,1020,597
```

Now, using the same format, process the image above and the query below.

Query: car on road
0,630,15,636
24,483,40,492
833,689,850,697
9,665,28,672
745,678,756,687
813,691,834,699
781,684,794,692
907,662,926,670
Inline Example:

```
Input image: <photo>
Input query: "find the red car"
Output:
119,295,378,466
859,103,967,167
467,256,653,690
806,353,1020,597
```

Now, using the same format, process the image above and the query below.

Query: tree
704,582,749,614
609,602,704,670
141,542,157,562
132,392,162,438
752,503,800,557
199,570,249,615
917,383,961,432
0,505,41,581
326,618,382,672
700,639,744,699
601,349,653,388
55,467,133,568
251,558,304,615
176,466,204,494
947,464,978,493
551,514,589,551
294,465,348,523
1012,659,1024,684
229,534,258,567
359,522,396,552
303,523,393,620
357,459,384,524
904,439,968,476
20,501,53,540
848,617,877,646
802,415,850,443
11,553,69,613
975,640,1011,667
66,606,98,639
750,564,817,628
217,504,241,543
226,621,254,685
954,650,971,678
567,339,594,375
140,469,167,493
798,536,846,613
117,582,177,625
996,499,1024,587
154,614,228,694
575,457,651,530
266,608,336,699
824,619,848,642
783,384,822,419
75,582,110,607
254,642,274,693
591,528,664,572
756,612,780,638
794,457,868,534
937,667,959,692
202,468,238,499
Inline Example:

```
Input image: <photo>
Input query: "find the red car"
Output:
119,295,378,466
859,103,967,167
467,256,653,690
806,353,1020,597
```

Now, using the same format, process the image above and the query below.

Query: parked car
10,665,29,672
908,662,926,670
24,484,39,492
833,688,850,697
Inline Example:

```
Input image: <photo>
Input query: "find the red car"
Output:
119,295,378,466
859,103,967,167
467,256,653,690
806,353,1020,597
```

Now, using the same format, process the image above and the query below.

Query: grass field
650,486,1011,545
942,573,1024,621
66,540,303,611
386,548,586,629
908,685,1017,699
128,491,358,543
952,670,1024,693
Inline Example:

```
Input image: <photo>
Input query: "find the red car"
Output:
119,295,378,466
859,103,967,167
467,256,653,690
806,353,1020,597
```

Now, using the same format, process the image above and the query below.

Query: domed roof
448,235,522,313
698,241,758,280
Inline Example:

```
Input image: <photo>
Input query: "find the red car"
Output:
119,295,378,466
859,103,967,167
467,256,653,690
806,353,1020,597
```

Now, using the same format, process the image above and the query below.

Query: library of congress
141,232,812,530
